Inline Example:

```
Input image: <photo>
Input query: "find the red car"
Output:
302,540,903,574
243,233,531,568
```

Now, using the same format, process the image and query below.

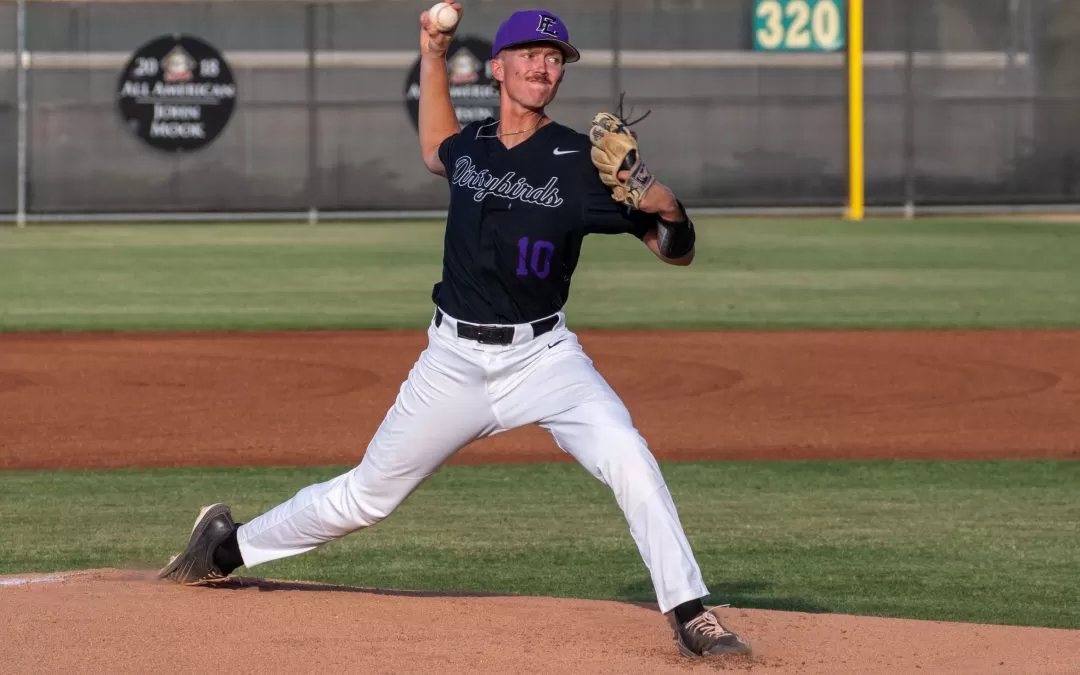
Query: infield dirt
1,329,1078,673
2,329,1078,470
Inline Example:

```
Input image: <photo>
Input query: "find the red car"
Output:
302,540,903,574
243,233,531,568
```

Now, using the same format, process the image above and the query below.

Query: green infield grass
2,218,1079,331
1,460,1076,629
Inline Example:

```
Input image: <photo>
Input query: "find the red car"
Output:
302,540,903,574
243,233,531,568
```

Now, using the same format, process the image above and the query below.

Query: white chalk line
0,573,70,587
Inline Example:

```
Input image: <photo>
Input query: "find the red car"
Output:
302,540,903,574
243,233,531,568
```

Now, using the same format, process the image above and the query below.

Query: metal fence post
846,0,865,220
15,0,28,228
1006,0,1020,196
306,1,319,225
902,0,916,218
610,0,621,105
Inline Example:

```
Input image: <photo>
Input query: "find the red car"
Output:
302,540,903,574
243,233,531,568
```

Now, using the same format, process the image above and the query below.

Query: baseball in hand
428,2,460,32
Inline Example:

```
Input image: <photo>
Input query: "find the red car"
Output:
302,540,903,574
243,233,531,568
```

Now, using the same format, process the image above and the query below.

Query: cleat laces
686,612,733,638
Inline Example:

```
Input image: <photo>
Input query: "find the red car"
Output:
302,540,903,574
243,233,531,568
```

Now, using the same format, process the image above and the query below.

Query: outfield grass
1,461,1076,629
2,218,1079,331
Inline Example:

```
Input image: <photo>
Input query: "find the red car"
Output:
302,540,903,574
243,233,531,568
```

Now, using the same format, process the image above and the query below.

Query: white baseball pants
236,309,709,614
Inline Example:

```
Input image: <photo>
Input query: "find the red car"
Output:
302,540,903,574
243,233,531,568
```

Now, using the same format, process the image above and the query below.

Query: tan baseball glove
588,95,655,209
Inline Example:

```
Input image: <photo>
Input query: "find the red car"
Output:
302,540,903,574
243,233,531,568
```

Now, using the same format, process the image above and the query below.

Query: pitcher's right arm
418,2,463,177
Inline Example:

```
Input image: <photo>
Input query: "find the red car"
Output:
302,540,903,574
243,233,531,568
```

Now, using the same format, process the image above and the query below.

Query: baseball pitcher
158,3,750,660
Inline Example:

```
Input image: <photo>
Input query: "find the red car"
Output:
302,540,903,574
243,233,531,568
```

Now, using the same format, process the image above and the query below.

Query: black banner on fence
116,34,238,153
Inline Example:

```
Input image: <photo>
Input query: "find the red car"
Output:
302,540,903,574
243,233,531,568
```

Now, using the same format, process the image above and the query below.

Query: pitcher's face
493,44,565,111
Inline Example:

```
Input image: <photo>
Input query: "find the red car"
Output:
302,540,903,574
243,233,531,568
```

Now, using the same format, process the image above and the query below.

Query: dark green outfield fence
3,0,1080,219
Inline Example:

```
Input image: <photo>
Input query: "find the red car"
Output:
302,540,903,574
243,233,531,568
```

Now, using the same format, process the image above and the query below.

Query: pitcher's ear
490,58,504,83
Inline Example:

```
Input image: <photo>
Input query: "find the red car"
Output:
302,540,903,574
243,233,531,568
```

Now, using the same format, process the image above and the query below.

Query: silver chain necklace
475,115,547,139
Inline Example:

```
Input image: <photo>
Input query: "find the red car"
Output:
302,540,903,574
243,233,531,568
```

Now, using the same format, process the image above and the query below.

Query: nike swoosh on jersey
552,148,579,156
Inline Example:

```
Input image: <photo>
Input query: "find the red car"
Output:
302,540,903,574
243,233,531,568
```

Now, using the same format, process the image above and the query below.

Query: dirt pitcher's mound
2,570,1077,674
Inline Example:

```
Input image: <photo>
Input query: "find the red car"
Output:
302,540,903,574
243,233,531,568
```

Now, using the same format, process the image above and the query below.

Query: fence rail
0,49,1033,69
3,0,1080,222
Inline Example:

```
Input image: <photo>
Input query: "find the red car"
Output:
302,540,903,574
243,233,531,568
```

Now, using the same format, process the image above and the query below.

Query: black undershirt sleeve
654,201,696,259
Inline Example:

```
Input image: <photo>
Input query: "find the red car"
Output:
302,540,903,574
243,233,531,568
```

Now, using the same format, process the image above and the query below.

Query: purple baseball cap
492,9,581,64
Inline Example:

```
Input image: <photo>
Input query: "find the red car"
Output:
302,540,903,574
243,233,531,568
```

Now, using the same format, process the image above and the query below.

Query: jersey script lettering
451,155,564,207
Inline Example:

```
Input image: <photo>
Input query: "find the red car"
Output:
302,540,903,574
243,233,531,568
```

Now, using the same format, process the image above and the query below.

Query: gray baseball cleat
157,503,236,585
672,609,752,658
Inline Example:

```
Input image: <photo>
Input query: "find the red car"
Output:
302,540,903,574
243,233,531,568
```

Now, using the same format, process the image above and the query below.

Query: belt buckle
476,326,512,345
457,322,512,345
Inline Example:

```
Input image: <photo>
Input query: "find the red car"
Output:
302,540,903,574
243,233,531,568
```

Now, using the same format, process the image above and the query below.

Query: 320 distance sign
116,34,238,153
753,0,845,52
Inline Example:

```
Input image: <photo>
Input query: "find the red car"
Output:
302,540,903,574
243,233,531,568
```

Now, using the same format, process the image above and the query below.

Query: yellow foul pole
847,0,864,220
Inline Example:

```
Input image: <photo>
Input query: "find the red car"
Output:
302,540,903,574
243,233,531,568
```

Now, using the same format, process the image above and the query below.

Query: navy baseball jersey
433,118,656,325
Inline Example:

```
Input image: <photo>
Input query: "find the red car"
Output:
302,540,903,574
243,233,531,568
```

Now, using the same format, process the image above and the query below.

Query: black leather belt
435,308,558,346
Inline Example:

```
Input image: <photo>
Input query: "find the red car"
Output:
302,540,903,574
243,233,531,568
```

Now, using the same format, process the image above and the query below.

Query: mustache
526,73,552,84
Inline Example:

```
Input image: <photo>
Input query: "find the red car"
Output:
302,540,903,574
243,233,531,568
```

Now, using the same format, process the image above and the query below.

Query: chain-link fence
0,3,17,214
868,0,1060,206
2,0,1078,218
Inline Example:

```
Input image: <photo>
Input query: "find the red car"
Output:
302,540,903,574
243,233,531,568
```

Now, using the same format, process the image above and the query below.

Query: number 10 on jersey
753,0,844,52
517,237,555,280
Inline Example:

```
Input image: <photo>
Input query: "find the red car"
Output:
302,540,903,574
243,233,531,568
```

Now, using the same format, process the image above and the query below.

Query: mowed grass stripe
0,461,1076,629
2,218,1079,331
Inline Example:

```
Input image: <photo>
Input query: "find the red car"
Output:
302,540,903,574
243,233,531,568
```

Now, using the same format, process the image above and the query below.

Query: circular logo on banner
405,37,499,132
116,34,237,153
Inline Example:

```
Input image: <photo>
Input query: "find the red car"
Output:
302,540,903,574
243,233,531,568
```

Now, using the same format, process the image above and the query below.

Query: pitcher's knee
340,463,423,528
593,431,666,500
